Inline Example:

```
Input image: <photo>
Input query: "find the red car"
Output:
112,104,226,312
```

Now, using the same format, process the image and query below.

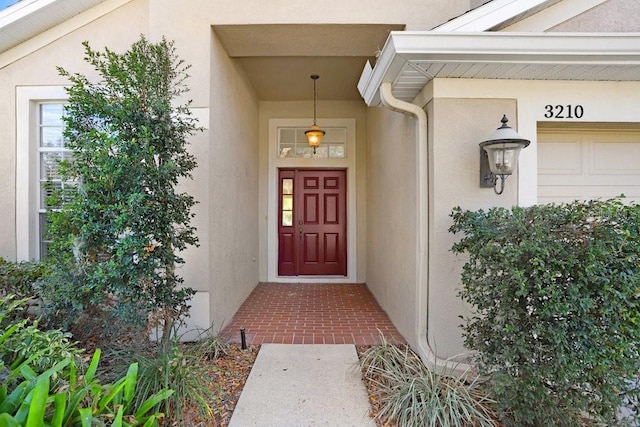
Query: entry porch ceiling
358,32,640,106
213,24,404,101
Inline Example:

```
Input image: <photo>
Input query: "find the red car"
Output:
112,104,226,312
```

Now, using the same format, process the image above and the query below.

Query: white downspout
379,83,451,369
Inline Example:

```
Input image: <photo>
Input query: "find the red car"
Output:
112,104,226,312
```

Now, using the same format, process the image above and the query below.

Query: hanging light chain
311,74,319,125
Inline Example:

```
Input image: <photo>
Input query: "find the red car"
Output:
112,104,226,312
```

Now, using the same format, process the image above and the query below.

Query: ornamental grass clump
359,335,496,427
450,198,640,426
105,341,215,423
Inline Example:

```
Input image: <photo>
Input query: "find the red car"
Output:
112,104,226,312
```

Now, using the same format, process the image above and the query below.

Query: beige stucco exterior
365,106,418,348
548,0,640,32
1,0,640,358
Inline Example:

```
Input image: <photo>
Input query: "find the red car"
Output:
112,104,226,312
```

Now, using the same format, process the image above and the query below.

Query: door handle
298,220,304,243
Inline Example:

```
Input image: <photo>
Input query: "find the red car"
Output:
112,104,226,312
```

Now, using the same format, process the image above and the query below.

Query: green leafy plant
42,35,201,351
1,349,173,426
0,295,83,375
0,295,173,425
0,257,47,300
450,199,640,426
129,344,213,422
359,335,496,427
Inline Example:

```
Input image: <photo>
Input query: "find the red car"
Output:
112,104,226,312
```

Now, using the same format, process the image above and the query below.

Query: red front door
278,169,347,276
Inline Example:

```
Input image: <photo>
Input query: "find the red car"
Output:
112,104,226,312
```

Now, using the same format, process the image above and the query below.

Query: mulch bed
356,346,395,427
182,344,259,427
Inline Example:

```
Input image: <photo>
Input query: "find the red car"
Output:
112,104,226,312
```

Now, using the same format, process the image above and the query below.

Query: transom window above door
278,127,346,158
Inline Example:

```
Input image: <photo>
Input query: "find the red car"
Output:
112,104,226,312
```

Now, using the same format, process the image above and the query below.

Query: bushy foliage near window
42,36,201,351
450,199,640,426
0,258,47,300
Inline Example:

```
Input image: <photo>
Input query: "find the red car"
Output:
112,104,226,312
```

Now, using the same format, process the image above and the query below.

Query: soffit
0,0,108,53
213,24,404,101
358,32,640,106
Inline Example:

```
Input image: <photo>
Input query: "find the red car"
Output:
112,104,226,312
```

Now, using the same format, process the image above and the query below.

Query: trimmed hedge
450,199,640,426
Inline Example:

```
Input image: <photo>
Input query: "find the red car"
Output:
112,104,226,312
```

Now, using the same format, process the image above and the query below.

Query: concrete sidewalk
228,344,376,427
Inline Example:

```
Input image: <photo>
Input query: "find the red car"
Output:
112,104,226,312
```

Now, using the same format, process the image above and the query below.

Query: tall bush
450,199,640,426
43,35,200,351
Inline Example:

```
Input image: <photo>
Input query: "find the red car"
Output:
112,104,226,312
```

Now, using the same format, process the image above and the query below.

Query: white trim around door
267,118,357,283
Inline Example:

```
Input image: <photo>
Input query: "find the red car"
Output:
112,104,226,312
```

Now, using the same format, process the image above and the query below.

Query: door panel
277,169,347,276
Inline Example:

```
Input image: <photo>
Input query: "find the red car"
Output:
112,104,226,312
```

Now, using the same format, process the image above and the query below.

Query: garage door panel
538,130,640,204
538,141,583,175
592,142,640,174
539,175,639,186
539,185,640,200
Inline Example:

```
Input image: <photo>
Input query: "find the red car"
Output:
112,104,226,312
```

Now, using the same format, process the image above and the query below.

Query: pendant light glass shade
305,124,324,150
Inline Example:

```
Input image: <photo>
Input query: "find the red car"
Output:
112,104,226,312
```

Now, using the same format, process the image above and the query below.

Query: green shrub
0,258,47,300
450,199,640,426
359,336,496,427
50,35,201,352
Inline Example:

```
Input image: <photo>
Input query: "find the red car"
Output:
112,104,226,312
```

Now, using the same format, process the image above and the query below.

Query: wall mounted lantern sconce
479,115,530,195
305,74,325,154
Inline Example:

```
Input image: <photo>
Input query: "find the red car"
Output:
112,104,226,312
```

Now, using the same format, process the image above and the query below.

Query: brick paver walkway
221,283,405,345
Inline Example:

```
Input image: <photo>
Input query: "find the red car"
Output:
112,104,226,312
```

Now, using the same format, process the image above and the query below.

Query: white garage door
538,129,640,204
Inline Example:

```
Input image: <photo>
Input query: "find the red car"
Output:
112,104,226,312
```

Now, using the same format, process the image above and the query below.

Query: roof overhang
0,0,112,53
358,32,640,106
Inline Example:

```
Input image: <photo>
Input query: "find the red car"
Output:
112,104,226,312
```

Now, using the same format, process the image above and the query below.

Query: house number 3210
544,104,584,119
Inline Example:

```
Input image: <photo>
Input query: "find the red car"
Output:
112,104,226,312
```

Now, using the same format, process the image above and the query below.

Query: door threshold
272,276,354,284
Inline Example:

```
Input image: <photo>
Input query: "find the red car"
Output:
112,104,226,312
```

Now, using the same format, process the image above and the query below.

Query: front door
278,169,347,276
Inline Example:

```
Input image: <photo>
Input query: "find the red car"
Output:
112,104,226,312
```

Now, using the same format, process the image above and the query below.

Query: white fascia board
357,32,410,106
392,32,640,64
432,0,555,32
0,0,58,27
358,32,640,106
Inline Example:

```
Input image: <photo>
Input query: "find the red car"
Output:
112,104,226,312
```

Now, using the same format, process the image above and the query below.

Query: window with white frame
37,103,70,258
278,127,346,158
16,86,69,261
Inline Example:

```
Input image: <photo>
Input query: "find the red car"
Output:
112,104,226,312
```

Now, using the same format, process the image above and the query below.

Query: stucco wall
206,30,260,331
0,0,149,261
365,106,418,347
429,96,518,358
151,0,468,33
549,0,640,32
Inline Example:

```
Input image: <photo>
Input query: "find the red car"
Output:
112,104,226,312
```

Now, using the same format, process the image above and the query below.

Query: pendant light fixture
305,74,325,154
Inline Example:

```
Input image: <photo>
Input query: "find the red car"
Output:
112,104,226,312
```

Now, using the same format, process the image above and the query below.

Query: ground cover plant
0,292,258,426
450,198,640,426
0,295,173,426
358,336,496,427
